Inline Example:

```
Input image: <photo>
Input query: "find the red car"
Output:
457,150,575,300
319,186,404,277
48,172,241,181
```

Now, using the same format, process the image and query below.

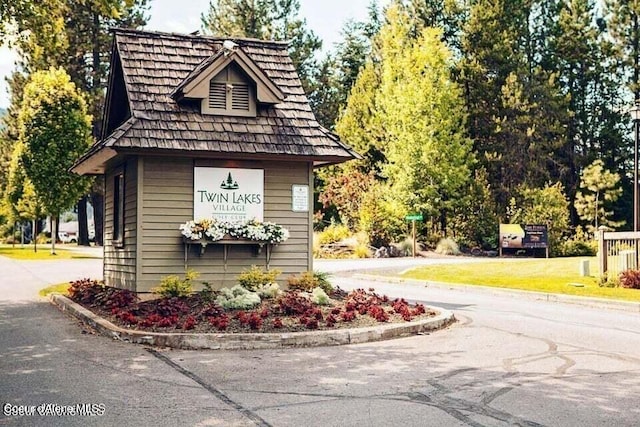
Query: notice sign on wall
194,167,264,222
291,185,309,212
499,224,548,249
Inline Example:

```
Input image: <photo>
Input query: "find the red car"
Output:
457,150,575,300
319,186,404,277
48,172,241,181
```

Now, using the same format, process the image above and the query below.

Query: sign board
291,185,309,212
405,214,423,221
499,224,548,249
193,167,264,222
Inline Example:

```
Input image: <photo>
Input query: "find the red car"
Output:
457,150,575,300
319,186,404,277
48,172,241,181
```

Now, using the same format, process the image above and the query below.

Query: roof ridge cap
111,27,289,47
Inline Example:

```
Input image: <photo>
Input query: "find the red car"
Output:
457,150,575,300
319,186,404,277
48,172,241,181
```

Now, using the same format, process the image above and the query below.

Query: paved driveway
0,256,639,426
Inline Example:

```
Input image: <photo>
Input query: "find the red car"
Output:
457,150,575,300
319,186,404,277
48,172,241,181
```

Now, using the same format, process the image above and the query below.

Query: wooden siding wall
137,156,311,291
104,157,138,290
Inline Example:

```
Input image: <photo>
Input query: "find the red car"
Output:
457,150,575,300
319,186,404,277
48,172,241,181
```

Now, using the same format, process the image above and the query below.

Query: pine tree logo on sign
220,172,239,190
194,167,264,221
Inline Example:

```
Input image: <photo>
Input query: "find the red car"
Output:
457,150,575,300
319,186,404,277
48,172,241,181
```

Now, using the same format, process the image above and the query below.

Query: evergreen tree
574,159,624,232
201,0,321,95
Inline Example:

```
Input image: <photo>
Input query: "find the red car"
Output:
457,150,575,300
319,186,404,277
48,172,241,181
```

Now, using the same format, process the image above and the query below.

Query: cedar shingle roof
72,28,358,174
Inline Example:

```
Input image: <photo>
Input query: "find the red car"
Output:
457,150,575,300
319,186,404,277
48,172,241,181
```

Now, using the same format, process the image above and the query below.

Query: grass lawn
401,257,640,302
0,245,97,260
39,282,70,297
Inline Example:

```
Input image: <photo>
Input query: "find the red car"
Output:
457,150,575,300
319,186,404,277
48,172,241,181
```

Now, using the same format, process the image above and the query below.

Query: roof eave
71,147,119,175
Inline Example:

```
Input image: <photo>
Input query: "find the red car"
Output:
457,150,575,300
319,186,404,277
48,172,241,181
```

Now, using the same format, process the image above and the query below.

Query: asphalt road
0,255,639,426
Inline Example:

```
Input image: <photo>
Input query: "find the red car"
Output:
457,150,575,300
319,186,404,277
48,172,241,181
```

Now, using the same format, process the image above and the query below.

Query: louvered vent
231,84,250,111
208,81,226,109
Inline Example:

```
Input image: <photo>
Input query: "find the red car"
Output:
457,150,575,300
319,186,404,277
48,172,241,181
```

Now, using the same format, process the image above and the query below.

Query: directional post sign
405,214,423,257
405,214,423,221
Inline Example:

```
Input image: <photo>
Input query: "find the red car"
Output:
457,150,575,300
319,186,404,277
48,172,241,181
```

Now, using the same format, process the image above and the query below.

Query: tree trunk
32,218,37,253
51,217,57,255
77,196,90,246
91,190,104,246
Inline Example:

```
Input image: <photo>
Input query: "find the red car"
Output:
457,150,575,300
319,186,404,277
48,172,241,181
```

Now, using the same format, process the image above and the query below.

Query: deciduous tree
18,67,92,254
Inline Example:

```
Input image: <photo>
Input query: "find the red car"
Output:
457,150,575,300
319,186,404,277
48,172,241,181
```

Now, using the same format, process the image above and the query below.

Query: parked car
58,231,77,244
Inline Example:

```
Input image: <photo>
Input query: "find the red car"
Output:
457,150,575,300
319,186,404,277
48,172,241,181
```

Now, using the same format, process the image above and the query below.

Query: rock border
49,294,455,350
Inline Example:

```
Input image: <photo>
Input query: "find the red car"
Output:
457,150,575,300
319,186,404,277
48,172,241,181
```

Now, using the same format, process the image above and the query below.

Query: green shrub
352,242,372,258
237,266,281,291
311,287,331,305
598,274,621,288
316,223,351,245
288,271,333,293
154,269,198,297
200,281,216,302
358,182,405,247
215,285,261,309
36,232,50,244
256,282,281,299
559,239,597,257
396,237,416,256
313,271,333,293
435,238,460,255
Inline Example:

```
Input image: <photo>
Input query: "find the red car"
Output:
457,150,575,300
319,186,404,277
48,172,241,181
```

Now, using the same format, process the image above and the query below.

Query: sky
0,0,380,109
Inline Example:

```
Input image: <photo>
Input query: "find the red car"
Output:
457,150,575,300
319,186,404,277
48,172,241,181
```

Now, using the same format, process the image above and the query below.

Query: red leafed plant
413,303,426,316
154,297,190,317
157,315,179,328
367,305,389,322
620,269,640,289
304,318,319,329
277,292,314,315
209,314,229,331
139,313,163,327
116,310,138,325
247,313,263,330
259,307,270,318
272,317,283,328
235,311,249,325
340,310,356,322
180,315,197,330
325,314,337,327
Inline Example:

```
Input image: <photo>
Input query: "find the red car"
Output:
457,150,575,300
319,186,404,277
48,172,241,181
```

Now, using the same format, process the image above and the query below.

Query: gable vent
208,81,226,109
231,84,250,111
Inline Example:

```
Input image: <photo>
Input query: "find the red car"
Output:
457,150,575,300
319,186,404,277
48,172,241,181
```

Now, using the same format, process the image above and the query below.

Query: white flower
179,219,290,244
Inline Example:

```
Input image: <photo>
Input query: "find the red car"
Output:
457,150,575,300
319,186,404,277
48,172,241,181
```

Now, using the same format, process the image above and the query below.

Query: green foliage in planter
311,287,331,305
215,285,261,310
256,282,281,299
237,265,281,291
287,271,333,293
155,269,198,298
200,281,216,302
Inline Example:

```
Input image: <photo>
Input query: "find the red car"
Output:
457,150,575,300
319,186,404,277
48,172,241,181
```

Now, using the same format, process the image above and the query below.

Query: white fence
598,230,640,277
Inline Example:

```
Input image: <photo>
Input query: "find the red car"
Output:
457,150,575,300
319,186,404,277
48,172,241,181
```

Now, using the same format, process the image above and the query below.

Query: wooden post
412,220,417,258
598,227,607,277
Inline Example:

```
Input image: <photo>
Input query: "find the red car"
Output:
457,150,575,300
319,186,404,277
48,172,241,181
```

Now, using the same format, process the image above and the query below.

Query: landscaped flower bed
66,278,436,334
